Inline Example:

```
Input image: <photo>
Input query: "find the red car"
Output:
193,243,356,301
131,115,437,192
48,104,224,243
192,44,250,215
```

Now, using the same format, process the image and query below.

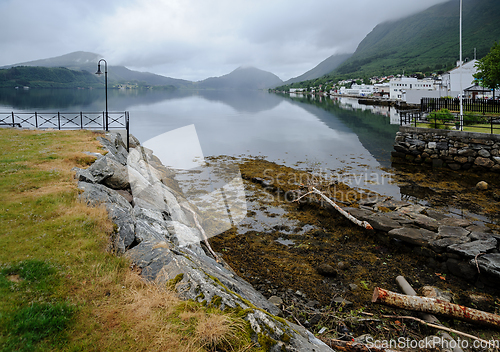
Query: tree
474,42,500,99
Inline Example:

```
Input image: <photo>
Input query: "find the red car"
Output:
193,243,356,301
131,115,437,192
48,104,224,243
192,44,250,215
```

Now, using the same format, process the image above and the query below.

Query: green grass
0,129,256,352
415,122,500,134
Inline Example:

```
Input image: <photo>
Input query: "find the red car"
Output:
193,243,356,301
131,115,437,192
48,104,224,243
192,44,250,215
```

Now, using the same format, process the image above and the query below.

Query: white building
374,83,390,97
441,59,478,97
389,76,436,100
339,84,375,96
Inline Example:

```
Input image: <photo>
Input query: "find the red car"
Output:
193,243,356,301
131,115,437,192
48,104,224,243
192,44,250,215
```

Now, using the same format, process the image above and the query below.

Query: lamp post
95,59,108,131
459,0,463,131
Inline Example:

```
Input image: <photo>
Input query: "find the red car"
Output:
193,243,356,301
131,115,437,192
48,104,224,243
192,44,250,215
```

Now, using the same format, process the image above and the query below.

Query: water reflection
0,88,402,198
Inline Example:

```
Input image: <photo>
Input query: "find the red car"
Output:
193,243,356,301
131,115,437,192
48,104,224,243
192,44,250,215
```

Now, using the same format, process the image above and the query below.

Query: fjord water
0,88,401,197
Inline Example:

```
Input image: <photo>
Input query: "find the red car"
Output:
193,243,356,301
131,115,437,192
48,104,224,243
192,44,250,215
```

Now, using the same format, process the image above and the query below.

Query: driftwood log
372,287,500,329
295,186,373,230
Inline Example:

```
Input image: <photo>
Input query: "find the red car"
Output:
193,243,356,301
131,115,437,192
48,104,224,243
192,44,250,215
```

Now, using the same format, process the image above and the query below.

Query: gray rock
430,236,470,253
467,225,492,234
469,232,495,241
106,203,135,252
78,181,131,210
135,218,169,244
458,148,476,157
74,167,96,183
388,227,437,247
375,199,410,210
472,253,500,282
268,296,283,306
382,211,414,225
87,156,115,183
439,217,472,228
438,226,470,238
407,213,440,231
407,138,426,147
423,209,449,221
366,213,402,232
478,149,491,158
98,135,128,165
398,204,426,215
166,220,202,247
115,189,133,204
87,155,131,190
342,207,375,222
446,258,477,280
128,134,141,148
103,160,130,190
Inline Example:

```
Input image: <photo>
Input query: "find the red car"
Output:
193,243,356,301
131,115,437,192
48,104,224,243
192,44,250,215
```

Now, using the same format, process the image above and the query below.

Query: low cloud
0,0,449,81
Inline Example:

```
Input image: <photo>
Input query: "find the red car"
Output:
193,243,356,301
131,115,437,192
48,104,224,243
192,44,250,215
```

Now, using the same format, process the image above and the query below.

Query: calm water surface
0,88,402,198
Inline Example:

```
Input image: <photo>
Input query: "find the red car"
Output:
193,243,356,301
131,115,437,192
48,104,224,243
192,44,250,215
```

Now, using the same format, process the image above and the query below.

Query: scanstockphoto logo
127,124,247,246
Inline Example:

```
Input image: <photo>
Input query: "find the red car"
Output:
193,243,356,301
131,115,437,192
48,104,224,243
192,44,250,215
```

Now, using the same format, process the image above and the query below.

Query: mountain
274,0,500,90
0,66,102,88
283,53,352,85
331,0,500,79
1,51,193,88
196,66,283,90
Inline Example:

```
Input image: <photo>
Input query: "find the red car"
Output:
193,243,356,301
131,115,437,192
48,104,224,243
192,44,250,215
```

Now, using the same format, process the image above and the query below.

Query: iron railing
0,111,130,150
421,97,500,114
400,111,500,134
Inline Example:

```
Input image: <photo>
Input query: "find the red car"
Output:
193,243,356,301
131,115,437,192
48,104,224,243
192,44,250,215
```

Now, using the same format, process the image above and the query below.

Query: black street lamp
95,59,108,131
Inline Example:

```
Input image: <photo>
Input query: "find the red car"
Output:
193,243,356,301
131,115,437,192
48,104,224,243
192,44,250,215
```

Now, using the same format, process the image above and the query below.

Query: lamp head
95,64,103,75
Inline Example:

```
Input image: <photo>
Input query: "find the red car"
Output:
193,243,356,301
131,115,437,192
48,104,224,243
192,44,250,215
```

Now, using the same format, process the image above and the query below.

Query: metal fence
400,110,500,134
0,111,129,150
421,97,500,114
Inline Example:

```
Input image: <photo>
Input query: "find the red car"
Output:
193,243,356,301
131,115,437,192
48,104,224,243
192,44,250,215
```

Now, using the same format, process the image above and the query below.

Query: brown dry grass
0,129,256,352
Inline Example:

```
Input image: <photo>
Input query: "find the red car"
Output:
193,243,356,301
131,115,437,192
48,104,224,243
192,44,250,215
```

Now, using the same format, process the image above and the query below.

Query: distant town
277,59,500,104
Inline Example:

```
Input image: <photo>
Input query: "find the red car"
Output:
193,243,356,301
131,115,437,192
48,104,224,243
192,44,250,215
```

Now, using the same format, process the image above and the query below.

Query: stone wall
392,126,500,172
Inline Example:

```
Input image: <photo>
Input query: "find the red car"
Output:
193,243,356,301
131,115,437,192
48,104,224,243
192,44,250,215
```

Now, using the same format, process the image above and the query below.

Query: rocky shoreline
74,132,500,350
75,132,333,352
245,171,500,288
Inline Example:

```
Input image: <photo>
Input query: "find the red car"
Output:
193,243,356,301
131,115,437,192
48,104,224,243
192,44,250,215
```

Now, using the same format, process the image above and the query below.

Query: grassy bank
0,129,253,352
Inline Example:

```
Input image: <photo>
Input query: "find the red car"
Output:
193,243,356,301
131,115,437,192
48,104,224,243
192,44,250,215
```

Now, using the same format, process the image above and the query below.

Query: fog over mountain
0,0,449,81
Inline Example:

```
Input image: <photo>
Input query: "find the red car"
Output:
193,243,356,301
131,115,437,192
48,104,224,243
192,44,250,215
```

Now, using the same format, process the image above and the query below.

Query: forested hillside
276,0,500,90
0,66,102,88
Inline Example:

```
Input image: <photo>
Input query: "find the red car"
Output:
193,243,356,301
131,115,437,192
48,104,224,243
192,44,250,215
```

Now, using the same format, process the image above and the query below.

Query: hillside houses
282,59,487,104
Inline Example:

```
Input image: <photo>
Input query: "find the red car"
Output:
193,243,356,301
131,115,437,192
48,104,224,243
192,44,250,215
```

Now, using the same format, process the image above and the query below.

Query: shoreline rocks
76,132,333,352
342,199,500,286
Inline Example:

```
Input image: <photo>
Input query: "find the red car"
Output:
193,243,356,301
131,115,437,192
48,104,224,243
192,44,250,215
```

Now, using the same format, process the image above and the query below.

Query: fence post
80,112,83,129
57,112,61,130
35,112,38,128
126,111,130,152
103,112,105,131
11,112,14,127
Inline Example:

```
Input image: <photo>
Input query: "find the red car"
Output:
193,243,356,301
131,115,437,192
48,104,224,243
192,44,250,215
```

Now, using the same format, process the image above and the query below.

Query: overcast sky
1,0,449,81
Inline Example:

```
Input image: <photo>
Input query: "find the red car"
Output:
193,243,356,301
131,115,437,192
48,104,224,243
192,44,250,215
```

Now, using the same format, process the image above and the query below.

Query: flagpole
459,0,463,131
